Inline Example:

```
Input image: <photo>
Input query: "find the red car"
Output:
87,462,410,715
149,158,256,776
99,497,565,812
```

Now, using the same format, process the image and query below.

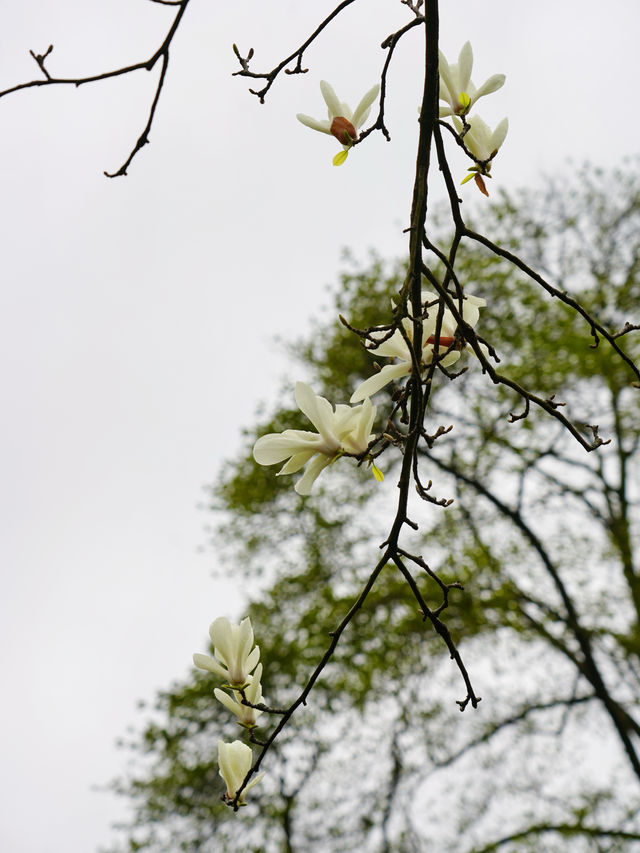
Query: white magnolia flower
297,80,380,165
193,616,260,687
454,115,509,165
253,381,377,495
438,41,505,117
218,740,265,805
350,291,486,403
214,663,264,727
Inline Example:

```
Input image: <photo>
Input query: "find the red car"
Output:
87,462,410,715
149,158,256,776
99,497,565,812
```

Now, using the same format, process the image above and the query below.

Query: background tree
108,163,640,852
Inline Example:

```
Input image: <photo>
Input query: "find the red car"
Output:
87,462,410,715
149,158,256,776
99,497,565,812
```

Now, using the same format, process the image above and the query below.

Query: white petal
489,117,509,154
339,101,353,122
342,398,376,453
439,350,463,368
352,84,380,129
295,455,333,495
209,617,234,664
236,618,254,667
218,740,251,797
245,663,264,703
253,431,320,466
296,113,332,134
458,42,473,91
243,770,266,796
438,51,457,108
278,449,317,475
472,73,505,102
374,327,412,360
350,362,411,403
245,645,261,676
320,80,341,119
214,688,243,719
193,653,228,679
294,382,340,449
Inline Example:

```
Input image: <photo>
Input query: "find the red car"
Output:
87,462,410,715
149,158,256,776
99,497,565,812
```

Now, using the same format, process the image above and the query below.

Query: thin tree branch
1,0,191,177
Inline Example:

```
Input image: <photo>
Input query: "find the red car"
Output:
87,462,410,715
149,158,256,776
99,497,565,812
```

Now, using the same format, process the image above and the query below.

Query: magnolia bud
330,116,357,145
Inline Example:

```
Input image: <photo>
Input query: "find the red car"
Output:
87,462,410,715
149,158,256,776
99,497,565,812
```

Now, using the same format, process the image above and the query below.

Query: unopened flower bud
330,116,357,146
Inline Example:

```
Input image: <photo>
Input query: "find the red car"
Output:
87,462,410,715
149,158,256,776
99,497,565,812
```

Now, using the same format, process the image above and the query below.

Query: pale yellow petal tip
371,462,384,483
332,149,349,167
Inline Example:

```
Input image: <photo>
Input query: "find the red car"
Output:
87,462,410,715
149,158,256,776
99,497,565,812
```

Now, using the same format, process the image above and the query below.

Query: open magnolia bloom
214,663,264,728
296,80,380,165
253,381,377,495
453,114,508,194
193,616,260,687
438,41,505,117
350,291,487,403
218,740,265,805
454,114,509,166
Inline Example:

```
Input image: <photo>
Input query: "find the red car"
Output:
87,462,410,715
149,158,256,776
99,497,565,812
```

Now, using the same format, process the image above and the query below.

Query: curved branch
470,823,640,853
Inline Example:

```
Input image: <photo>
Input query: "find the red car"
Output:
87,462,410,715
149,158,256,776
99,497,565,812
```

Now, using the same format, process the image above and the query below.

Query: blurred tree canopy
108,164,640,853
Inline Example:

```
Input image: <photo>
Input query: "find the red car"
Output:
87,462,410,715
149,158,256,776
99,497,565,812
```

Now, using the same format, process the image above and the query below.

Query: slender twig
232,0,360,102
1,0,191,177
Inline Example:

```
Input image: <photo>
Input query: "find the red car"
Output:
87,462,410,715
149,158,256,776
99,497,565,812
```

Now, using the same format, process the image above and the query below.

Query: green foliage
109,165,640,853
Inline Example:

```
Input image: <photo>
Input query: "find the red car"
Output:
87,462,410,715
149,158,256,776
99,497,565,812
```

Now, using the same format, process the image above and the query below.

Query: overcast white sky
1,2,639,851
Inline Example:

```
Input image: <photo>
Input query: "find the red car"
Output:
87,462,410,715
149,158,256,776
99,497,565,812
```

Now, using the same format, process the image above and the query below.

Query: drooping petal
350,362,411,403
352,83,380,129
294,454,333,496
460,292,487,327
214,687,245,718
296,113,332,134
277,448,317,475
320,80,342,119
426,346,462,369
253,431,321,466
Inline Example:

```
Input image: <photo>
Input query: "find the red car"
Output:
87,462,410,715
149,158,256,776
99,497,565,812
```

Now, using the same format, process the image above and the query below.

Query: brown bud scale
330,116,357,145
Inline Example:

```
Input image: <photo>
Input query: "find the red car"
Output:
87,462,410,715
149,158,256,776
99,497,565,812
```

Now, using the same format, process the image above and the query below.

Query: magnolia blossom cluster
253,291,486,494
194,617,266,804
438,41,508,194
294,42,506,185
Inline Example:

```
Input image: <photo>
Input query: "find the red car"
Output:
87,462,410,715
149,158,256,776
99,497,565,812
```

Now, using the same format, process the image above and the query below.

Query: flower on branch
214,663,265,728
296,80,380,166
218,740,265,805
193,616,260,687
438,41,505,117
454,114,509,195
350,291,486,403
253,381,377,494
